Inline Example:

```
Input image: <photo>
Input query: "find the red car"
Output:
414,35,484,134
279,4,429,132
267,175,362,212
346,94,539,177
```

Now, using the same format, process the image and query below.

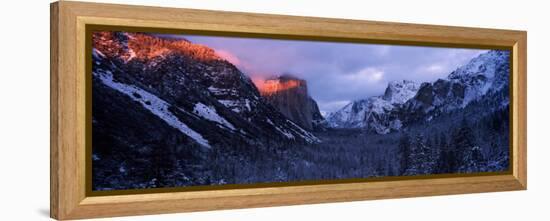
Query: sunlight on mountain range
93,32,223,62
253,78,304,96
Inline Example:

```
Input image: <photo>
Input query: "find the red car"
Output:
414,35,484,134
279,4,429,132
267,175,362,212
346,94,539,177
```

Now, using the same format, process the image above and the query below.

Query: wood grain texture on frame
50,1,527,220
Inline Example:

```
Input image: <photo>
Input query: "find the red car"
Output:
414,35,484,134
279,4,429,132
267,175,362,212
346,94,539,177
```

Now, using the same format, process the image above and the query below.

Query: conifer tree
452,119,485,172
406,134,432,175
397,134,411,175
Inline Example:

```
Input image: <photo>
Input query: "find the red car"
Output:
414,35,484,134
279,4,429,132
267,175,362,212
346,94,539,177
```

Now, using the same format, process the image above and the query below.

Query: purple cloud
160,34,486,113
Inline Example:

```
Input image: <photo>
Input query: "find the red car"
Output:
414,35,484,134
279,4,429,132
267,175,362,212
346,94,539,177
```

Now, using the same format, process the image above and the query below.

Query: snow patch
92,154,101,161
193,102,235,130
94,70,211,148
218,99,251,113
92,48,105,59
244,99,251,111
208,86,238,96
286,120,321,143
267,118,295,140
119,165,126,173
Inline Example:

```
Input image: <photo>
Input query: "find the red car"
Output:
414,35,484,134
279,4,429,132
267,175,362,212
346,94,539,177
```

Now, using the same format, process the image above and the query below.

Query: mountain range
92,31,509,148
326,50,510,134
91,31,510,190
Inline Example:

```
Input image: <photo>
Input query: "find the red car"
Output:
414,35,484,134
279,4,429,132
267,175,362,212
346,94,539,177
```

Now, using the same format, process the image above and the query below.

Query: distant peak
383,80,420,104
388,79,416,87
448,49,510,80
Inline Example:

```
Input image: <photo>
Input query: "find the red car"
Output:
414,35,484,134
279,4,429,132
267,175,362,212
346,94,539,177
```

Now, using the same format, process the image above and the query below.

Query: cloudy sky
165,34,487,113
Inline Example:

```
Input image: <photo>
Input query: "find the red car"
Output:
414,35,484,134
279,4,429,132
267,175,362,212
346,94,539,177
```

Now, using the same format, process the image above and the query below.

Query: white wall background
0,0,547,220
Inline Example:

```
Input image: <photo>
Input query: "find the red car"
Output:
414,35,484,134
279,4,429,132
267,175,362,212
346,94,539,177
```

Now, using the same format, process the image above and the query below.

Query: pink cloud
215,49,241,66
214,48,268,82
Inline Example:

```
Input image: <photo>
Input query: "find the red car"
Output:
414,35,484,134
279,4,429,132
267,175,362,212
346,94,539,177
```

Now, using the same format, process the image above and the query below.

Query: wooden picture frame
50,1,527,220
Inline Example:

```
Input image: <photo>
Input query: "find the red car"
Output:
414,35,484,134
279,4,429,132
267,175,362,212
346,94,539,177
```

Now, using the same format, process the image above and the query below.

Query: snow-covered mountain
326,50,510,134
383,80,422,104
448,50,510,105
92,31,320,152
399,50,510,124
326,80,420,134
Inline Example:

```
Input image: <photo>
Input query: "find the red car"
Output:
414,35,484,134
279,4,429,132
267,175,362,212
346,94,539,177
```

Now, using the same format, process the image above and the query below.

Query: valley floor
93,125,509,191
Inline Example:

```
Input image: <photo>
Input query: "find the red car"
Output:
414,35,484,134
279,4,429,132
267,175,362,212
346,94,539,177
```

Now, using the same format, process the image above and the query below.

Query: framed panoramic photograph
50,1,527,220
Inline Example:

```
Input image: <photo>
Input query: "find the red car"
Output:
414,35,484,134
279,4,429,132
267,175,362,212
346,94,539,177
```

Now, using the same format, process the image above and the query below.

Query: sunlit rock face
93,31,222,63
255,75,324,131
